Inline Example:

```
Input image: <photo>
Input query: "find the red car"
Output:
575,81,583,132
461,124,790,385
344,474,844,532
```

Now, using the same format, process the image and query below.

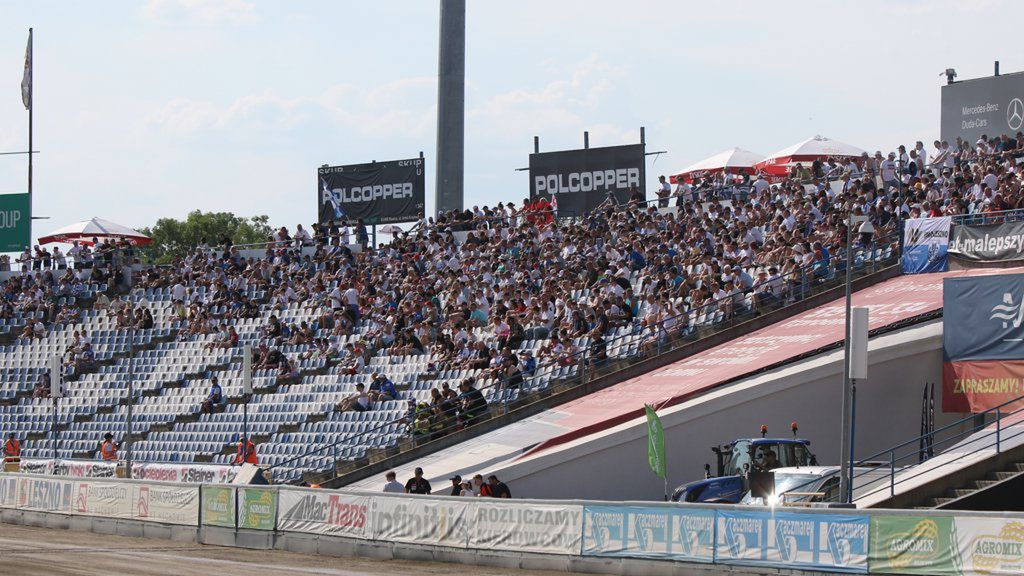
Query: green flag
645,404,665,479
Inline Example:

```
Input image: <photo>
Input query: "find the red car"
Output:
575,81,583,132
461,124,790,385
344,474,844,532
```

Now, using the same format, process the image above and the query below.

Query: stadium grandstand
2,131,1018,487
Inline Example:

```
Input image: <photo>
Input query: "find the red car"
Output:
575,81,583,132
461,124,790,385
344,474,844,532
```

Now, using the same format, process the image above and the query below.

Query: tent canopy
756,135,867,170
38,217,152,246
672,147,764,182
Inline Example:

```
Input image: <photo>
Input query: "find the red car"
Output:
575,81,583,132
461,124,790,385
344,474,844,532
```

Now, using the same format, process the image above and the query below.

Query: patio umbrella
38,217,152,246
671,147,764,183
755,135,866,172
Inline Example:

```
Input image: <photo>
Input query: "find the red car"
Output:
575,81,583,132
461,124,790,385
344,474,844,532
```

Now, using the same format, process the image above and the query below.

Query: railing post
996,407,1001,453
889,451,895,497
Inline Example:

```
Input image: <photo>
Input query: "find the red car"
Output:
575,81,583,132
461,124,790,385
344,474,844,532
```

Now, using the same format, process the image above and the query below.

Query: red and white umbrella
38,217,152,246
671,147,764,183
755,135,866,173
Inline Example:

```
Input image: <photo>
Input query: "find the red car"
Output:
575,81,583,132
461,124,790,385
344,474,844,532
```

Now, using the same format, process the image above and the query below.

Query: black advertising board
940,71,1024,144
317,157,425,225
529,143,646,217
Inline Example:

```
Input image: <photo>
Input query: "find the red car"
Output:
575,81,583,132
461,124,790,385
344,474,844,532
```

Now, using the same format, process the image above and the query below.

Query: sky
0,0,1020,242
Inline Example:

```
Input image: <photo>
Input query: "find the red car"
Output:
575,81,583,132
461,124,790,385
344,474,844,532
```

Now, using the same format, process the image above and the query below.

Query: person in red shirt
233,437,258,465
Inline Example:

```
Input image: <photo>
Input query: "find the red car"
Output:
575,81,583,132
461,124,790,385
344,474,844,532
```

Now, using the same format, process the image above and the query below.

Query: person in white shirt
382,471,404,493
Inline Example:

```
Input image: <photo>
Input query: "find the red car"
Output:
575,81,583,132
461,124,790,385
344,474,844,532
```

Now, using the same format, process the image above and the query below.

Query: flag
645,404,665,479
21,30,32,110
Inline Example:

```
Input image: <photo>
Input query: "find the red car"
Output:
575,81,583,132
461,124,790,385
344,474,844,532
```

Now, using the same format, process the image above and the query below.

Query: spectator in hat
405,467,431,494
449,474,463,496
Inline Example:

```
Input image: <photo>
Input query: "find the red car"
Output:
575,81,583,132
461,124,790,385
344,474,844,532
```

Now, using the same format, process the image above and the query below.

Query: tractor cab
671,423,817,503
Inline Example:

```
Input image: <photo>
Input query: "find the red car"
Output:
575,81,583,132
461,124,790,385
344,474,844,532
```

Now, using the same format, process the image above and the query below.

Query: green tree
138,211,274,264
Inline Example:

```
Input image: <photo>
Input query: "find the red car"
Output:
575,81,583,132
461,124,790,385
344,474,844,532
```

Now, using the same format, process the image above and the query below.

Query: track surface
0,523,577,576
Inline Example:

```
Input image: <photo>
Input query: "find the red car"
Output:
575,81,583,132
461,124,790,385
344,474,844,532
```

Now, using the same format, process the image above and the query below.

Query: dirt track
0,523,575,576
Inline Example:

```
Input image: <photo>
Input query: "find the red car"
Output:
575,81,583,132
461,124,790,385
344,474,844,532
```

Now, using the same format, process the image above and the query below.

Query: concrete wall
496,321,969,501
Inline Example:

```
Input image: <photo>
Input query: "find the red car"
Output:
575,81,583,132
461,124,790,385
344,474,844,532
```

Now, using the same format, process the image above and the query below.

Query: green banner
645,405,665,479
201,485,236,528
0,194,30,252
870,515,959,575
238,488,277,531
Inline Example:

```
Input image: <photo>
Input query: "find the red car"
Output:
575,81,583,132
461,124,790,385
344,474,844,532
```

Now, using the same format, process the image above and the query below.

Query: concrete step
973,480,998,490
995,471,1020,481
952,488,976,498
1013,462,1024,473
930,497,955,507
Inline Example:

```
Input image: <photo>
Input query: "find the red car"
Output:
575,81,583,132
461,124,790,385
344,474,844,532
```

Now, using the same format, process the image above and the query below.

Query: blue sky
0,0,1019,240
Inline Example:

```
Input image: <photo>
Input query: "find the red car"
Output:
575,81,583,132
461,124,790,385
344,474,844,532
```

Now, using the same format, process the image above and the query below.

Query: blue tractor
670,423,817,503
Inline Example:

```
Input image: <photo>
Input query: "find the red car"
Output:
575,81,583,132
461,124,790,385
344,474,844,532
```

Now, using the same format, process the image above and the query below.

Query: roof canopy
38,217,152,246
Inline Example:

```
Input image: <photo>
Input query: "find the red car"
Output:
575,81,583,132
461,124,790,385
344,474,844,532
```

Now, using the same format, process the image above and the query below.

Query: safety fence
2,472,1024,575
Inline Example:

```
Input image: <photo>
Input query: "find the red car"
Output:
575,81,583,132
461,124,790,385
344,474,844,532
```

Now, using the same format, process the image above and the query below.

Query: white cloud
142,77,437,140
141,0,259,26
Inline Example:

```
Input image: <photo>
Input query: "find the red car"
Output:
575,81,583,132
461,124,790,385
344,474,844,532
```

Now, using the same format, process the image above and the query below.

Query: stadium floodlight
944,68,957,84
839,215,869,504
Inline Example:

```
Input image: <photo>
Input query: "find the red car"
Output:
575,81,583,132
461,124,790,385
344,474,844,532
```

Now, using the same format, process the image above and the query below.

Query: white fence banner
131,462,237,484
72,480,132,518
0,475,20,507
469,500,583,555
15,476,73,513
372,495,469,548
54,460,118,478
133,483,199,525
956,516,1024,576
277,488,370,539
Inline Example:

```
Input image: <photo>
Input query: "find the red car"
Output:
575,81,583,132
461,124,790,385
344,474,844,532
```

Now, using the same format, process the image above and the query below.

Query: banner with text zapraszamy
902,217,951,273
529,143,646,217
318,158,425,225
943,273,1024,412
949,220,1024,262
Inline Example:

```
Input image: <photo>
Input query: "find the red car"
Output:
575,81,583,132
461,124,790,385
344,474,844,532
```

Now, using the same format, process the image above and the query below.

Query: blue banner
902,217,950,274
715,509,868,573
582,505,715,563
943,273,1024,361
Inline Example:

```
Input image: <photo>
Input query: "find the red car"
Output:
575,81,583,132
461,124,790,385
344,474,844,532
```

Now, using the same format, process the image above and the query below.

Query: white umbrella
378,224,404,235
38,217,151,246
673,147,764,182
757,135,867,168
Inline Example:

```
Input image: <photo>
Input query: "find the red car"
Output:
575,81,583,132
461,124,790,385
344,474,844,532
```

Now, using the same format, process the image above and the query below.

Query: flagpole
27,28,33,249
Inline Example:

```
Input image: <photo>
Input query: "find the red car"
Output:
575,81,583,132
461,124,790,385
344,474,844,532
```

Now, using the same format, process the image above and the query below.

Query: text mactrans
534,168,640,194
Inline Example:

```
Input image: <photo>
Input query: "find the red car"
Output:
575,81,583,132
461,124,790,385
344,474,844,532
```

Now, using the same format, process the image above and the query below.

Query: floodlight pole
840,215,867,504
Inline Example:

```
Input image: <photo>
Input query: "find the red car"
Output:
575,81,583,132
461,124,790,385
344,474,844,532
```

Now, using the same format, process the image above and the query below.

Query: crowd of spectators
12,132,1024,451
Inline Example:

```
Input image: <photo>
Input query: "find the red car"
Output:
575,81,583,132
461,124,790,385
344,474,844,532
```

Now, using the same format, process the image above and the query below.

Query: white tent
38,217,151,246
673,147,764,181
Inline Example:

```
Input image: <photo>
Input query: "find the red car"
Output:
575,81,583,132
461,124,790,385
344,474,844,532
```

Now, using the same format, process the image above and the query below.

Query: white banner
15,476,73,513
72,480,132,518
131,462,237,484
277,488,370,539
133,483,199,525
470,500,583,555
956,516,1024,576
54,460,118,478
371,495,469,548
0,475,20,507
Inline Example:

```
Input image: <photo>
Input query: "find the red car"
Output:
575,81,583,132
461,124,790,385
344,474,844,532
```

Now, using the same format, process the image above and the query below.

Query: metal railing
264,232,900,483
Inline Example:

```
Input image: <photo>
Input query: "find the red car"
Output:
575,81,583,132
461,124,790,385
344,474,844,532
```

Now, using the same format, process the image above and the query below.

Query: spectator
448,474,463,496
200,376,224,414
382,471,404,493
487,475,512,498
405,467,431,494
99,433,119,461
3,433,20,461
368,373,397,403
340,383,370,412
232,437,258,466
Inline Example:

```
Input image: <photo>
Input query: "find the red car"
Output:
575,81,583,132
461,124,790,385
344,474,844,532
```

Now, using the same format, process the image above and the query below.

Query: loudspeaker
749,471,775,499
231,463,269,485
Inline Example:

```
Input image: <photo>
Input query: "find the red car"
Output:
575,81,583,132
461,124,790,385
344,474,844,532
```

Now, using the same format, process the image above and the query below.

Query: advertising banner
0,475,19,507
52,459,117,478
902,217,951,274
372,495,469,548
238,487,278,531
469,500,582,555
529,143,646,217
950,221,1024,263
0,193,30,252
956,516,1024,576
15,476,72,513
132,462,237,484
277,488,370,539
941,71,1024,149
318,157,426,225
201,485,236,528
715,510,869,572
72,480,132,518
18,459,54,475
582,505,715,563
133,483,199,525
869,515,959,575
943,274,1024,412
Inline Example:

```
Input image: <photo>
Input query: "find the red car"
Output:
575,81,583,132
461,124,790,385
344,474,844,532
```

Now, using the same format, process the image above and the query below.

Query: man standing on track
405,467,431,494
